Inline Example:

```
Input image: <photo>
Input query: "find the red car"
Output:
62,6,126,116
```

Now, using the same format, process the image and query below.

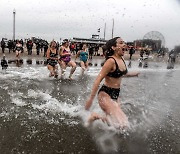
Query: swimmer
46,40,59,78
85,37,139,129
75,44,89,75
58,39,76,79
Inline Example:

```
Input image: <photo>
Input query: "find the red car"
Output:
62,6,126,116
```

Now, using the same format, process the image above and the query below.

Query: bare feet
54,74,58,78
68,76,73,80
68,74,73,80
49,73,54,77
88,112,101,123
81,67,85,75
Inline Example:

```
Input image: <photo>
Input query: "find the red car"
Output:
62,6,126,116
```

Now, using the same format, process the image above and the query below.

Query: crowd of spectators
1,38,104,59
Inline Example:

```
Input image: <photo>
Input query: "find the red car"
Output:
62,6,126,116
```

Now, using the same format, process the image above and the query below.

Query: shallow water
0,59,180,154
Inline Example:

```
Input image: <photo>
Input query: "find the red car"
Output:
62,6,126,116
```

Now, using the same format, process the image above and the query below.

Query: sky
0,0,180,49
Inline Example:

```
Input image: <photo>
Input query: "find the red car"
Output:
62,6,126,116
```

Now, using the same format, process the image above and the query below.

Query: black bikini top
107,57,128,78
50,49,58,58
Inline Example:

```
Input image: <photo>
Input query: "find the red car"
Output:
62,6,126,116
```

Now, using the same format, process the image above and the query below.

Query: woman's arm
123,71,139,77
85,59,114,110
20,45,23,51
59,46,64,57
75,51,80,61
46,48,50,59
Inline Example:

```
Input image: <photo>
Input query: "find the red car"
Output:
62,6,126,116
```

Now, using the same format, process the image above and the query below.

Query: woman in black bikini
85,37,139,129
47,40,59,78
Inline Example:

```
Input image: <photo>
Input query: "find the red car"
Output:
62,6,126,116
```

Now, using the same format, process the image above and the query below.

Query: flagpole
112,18,114,39
104,23,106,40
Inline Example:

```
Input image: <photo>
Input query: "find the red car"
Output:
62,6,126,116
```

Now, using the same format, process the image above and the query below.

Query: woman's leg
98,92,129,129
68,61,77,79
16,51,20,58
47,65,55,77
54,65,58,78
80,61,86,74
59,61,66,77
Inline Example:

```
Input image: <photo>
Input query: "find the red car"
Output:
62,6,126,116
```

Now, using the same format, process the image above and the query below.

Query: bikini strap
107,57,119,68
121,57,127,68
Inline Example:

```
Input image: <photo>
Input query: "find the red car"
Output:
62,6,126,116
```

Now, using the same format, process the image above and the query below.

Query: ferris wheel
143,31,165,47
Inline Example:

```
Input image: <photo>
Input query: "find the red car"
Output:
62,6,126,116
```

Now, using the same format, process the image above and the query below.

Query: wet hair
103,37,120,59
63,39,69,42
81,44,87,50
62,39,69,45
50,40,56,48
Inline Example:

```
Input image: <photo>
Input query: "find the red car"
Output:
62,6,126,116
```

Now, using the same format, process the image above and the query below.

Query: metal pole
112,18,114,39
104,22,106,40
13,9,16,40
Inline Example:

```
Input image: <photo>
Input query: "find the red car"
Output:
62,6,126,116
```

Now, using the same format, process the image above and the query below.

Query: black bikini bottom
47,59,57,67
98,84,120,100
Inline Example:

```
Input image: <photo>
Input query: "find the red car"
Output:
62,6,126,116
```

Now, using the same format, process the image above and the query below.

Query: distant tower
13,9,16,40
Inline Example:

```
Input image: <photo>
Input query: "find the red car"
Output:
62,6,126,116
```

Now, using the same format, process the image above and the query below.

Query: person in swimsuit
15,40,23,59
46,40,59,78
85,37,139,129
59,39,76,79
75,44,89,74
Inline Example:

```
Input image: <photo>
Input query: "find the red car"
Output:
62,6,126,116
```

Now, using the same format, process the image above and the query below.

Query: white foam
11,97,26,107
0,65,101,81
0,111,10,118
0,66,50,80
27,89,82,118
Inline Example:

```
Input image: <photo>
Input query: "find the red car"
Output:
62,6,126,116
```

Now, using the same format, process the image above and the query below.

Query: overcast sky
0,0,180,49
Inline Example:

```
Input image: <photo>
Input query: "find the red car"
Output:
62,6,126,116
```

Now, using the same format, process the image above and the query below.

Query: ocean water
0,59,180,154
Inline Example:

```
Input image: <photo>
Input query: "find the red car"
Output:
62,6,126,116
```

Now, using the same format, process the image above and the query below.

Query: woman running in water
75,44,89,74
59,39,76,79
46,40,59,78
15,40,23,59
15,40,23,66
85,37,139,129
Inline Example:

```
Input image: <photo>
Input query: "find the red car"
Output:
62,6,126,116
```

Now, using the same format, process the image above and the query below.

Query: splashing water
0,60,180,153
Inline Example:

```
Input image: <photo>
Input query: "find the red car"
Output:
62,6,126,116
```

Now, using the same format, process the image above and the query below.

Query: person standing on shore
75,44,89,75
85,37,139,129
88,45,94,60
1,55,8,70
129,46,135,60
26,39,33,55
58,39,76,79
46,40,59,78
1,39,6,53
43,40,49,57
